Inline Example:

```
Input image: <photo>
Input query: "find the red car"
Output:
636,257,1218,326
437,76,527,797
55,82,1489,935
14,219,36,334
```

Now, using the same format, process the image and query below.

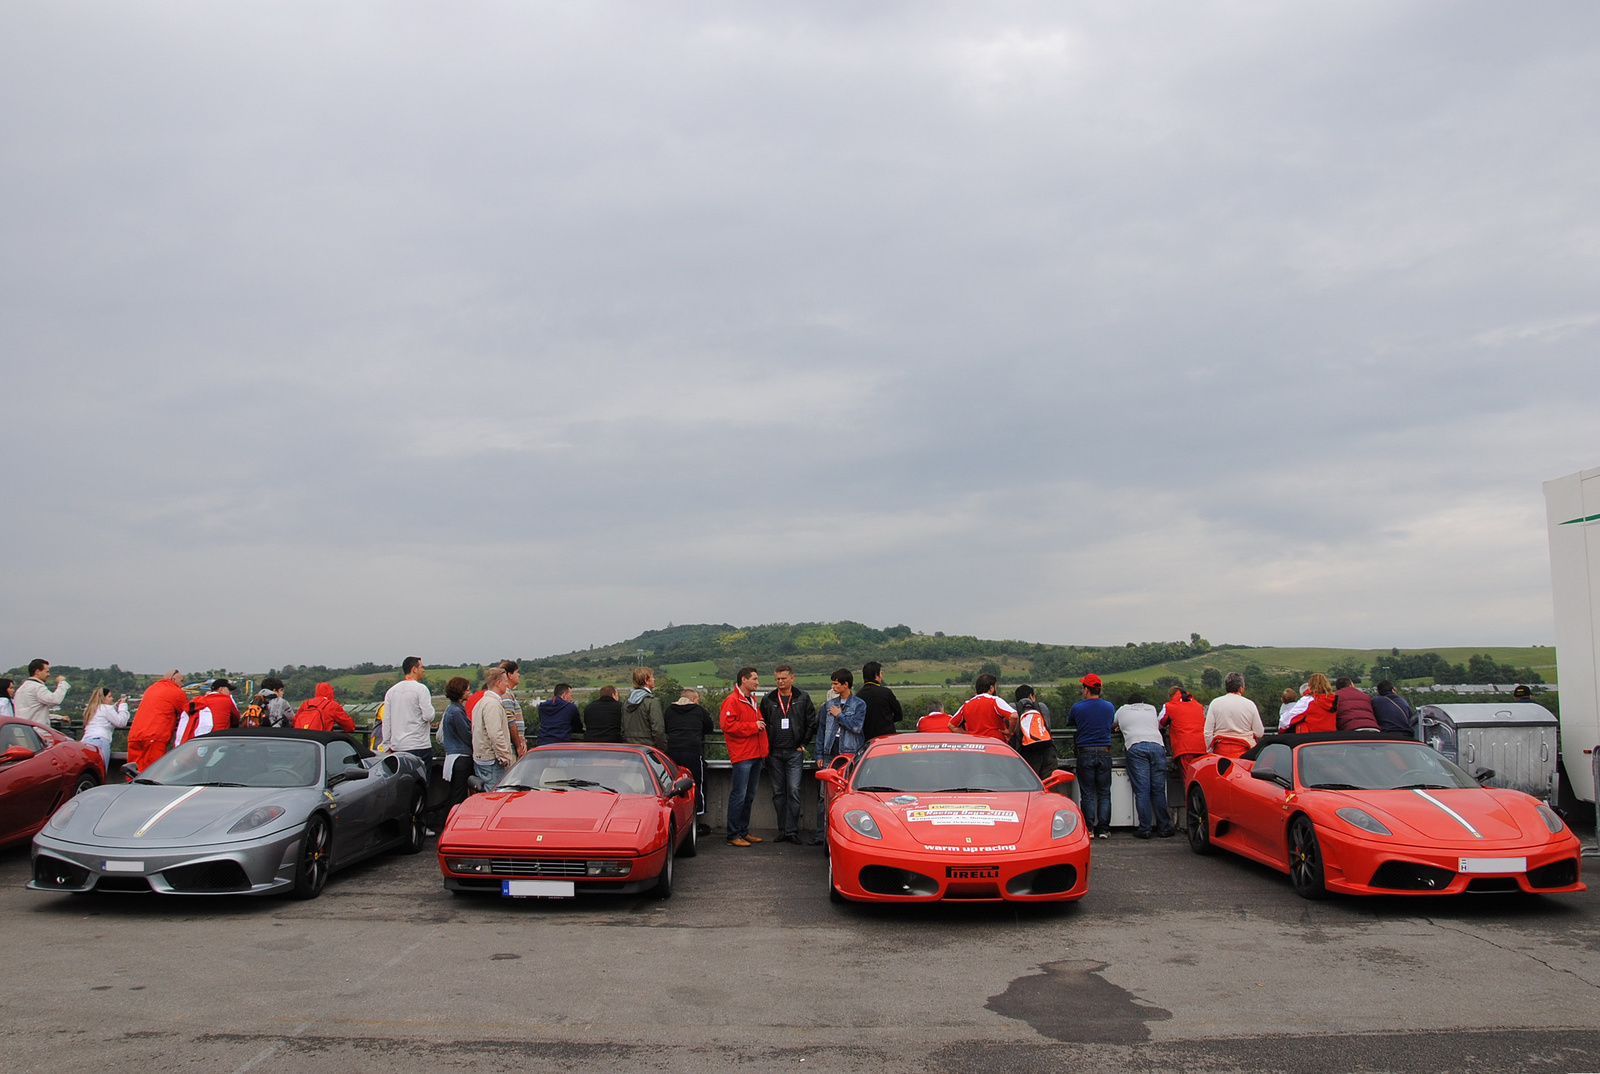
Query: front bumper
29,828,304,896
437,843,666,896
829,835,1092,902
1318,828,1585,896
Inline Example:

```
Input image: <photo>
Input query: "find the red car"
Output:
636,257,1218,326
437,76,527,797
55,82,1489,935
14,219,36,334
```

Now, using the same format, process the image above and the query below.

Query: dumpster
1418,703,1559,803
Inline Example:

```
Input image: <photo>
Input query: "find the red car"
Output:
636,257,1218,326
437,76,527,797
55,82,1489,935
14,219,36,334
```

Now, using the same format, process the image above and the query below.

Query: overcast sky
3,2,1598,672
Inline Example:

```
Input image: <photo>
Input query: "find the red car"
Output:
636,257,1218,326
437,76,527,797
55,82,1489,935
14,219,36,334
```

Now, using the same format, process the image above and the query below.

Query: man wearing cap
178,679,241,744
1068,674,1116,838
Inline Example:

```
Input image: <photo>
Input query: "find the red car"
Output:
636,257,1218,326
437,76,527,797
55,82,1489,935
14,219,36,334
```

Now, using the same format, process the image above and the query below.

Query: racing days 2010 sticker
899,742,990,752
904,803,1019,826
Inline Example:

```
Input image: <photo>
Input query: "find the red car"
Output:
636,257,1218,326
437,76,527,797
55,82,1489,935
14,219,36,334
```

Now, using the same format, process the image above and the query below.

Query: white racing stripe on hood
134,786,205,836
1413,789,1483,839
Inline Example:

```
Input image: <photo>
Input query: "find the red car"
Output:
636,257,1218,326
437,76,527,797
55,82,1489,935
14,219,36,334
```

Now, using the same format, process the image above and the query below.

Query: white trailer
1543,467,1600,815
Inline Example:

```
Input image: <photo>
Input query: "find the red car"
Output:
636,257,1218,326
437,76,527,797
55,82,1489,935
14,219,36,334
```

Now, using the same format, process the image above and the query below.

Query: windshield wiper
856,785,902,793
543,778,618,793
1306,782,1362,790
496,783,535,791
196,781,247,787
934,787,996,793
131,777,163,785
1395,783,1452,790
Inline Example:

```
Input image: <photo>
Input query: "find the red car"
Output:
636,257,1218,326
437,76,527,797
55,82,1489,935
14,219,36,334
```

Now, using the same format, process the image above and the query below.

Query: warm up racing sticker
904,803,1019,826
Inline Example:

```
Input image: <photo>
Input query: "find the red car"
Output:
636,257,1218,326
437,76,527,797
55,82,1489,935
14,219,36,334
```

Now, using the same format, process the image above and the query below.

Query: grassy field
1096,646,1558,685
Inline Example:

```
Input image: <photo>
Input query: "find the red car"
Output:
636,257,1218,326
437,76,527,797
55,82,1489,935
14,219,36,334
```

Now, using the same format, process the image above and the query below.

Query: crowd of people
6,654,1443,841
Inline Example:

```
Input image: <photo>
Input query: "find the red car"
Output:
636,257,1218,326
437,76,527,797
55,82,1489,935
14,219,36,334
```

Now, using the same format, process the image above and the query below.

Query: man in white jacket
15,659,69,725
471,666,513,790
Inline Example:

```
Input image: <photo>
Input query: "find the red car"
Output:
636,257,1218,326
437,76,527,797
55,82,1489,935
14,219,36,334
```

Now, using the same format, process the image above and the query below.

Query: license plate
1459,857,1526,873
502,879,575,898
103,860,145,872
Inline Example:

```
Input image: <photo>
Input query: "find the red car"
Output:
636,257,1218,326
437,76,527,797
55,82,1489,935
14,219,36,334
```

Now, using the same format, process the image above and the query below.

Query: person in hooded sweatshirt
125,671,189,774
583,685,624,743
536,684,583,745
294,683,355,733
178,679,240,744
621,668,667,751
665,688,715,835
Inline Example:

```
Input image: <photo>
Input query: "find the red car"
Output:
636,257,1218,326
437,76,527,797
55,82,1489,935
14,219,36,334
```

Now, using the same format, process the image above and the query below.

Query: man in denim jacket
812,667,866,844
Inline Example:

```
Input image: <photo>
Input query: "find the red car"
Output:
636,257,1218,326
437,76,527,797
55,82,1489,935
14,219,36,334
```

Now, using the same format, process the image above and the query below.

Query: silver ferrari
29,728,428,899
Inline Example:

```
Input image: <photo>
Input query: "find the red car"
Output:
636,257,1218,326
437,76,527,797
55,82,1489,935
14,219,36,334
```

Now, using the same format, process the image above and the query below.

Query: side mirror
1251,767,1291,789
1473,767,1496,785
829,755,851,771
328,767,371,787
669,775,694,798
815,768,844,787
0,746,35,764
1042,770,1075,789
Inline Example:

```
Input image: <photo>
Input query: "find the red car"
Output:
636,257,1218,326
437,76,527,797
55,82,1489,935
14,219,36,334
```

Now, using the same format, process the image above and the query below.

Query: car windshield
498,750,655,795
137,737,321,788
1296,742,1477,791
851,746,1040,794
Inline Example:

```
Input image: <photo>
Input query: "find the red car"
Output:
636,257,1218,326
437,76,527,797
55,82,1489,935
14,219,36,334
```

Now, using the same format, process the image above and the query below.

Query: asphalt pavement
2,827,1598,1074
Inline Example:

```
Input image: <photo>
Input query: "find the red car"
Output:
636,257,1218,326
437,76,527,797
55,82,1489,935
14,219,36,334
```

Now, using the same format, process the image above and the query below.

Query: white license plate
102,860,145,872
502,879,575,898
1459,857,1526,873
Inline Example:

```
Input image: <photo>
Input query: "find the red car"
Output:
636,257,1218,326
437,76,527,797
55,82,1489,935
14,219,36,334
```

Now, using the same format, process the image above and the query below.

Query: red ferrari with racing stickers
1185,732,1585,898
817,734,1087,903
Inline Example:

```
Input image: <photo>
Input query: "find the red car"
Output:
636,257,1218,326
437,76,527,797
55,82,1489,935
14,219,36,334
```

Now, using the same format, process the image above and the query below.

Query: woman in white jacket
80,688,131,769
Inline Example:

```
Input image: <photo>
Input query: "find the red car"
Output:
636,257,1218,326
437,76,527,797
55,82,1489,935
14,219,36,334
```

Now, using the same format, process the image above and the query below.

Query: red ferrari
818,734,1087,904
437,744,697,899
1,718,105,850
1185,732,1586,899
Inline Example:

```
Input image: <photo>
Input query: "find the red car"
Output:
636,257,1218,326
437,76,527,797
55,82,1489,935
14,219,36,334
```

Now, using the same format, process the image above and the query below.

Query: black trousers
668,750,707,815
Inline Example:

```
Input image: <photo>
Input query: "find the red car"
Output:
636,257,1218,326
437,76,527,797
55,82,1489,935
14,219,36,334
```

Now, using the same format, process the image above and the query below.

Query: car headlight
49,800,80,830
228,806,286,834
447,858,493,874
1336,807,1391,835
1535,802,1566,834
844,810,882,840
1051,809,1079,839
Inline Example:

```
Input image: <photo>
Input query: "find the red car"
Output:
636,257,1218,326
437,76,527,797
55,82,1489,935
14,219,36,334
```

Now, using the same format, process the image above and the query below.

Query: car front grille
490,858,589,877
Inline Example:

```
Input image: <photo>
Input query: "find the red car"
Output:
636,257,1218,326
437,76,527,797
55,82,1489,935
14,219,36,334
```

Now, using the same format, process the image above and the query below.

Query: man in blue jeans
759,665,816,844
1068,673,1116,838
720,667,768,847
1113,691,1176,838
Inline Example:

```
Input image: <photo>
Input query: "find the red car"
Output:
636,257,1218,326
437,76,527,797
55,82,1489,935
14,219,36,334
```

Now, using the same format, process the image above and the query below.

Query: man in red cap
1067,673,1116,838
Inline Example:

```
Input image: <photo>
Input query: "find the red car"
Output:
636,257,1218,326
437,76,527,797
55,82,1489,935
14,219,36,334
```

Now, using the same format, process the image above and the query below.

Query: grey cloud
3,2,1598,667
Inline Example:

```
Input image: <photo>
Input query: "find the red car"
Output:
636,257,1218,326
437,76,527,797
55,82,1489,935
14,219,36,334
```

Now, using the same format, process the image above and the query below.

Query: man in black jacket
583,685,624,742
759,665,817,844
665,688,715,835
858,661,902,742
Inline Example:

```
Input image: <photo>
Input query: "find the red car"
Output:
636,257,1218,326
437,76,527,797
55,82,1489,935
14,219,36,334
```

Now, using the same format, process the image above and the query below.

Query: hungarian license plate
1459,857,1526,873
502,879,575,898
103,860,145,872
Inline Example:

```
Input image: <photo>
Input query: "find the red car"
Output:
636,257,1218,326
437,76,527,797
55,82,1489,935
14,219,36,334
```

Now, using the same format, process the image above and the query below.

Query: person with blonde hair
1287,673,1338,735
80,687,130,769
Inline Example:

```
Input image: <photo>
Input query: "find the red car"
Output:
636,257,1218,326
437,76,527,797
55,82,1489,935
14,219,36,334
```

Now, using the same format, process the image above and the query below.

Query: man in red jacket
294,683,355,733
126,671,189,775
178,679,241,744
720,667,768,847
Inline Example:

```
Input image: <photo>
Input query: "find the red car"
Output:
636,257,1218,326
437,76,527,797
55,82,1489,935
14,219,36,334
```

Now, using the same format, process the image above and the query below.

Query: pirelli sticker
904,803,1019,826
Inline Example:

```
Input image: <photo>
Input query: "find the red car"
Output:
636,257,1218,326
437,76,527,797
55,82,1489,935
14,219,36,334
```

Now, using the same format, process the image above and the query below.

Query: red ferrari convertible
437,744,697,899
1185,732,1585,899
1,718,105,849
818,734,1087,904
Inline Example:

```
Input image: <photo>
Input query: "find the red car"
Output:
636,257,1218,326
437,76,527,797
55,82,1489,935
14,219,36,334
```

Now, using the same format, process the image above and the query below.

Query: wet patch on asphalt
986,959,1172,1043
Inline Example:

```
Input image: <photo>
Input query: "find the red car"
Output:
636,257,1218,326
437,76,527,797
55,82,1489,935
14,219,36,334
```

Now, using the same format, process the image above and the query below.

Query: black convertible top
207,726,374,758
1242,730,1415,761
